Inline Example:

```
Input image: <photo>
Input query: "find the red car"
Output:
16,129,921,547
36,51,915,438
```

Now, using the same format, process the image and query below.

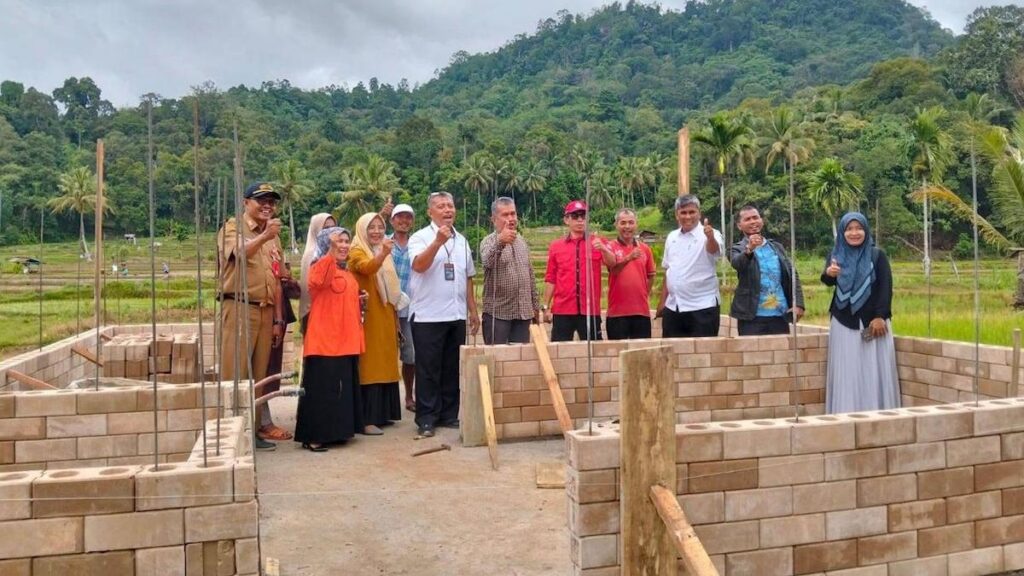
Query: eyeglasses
567,212,587,220
254,198,278,206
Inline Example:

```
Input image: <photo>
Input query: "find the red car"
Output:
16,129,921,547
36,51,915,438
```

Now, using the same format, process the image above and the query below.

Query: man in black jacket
729,205,804,336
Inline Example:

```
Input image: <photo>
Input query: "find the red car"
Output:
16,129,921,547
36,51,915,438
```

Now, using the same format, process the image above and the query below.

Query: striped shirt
389,234,412,318
480,232,539,321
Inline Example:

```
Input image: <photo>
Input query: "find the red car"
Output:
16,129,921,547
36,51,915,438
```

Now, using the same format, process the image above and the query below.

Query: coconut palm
461,152,494,231
808,157,863,238
49,166,109,261
331,155,404,222
569,145,601,208
615,156,647,209
272,158,314,254
693,112,755,235
589,168,617,211
521,158,548,220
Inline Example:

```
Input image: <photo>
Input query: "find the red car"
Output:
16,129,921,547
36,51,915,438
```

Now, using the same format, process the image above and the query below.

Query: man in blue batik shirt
728,205,805,336
388,203,418,413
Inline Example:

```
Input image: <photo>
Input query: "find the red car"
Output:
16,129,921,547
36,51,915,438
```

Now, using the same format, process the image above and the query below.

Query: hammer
412,443,451,457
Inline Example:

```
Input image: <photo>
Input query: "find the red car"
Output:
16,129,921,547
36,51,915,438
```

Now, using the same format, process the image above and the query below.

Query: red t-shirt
606,240,655,317
544,235,603,316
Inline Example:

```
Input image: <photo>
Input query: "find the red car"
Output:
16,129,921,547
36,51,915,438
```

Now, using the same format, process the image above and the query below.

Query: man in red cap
542,200,604,341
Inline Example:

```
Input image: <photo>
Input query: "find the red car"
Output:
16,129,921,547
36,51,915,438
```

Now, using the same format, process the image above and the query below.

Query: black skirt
360,382,402,426
294,355,362,445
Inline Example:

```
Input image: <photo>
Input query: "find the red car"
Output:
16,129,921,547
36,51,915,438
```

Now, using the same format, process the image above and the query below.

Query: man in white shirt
656,194,724,338
408,192,480,437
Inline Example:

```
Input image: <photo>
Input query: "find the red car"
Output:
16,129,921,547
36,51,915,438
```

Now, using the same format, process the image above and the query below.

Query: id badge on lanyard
444,262,455,281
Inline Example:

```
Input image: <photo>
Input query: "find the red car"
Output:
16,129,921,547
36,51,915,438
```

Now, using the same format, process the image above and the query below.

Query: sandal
302,443,328,452
405,399,417,412
363,425,384,436
258,425,293,441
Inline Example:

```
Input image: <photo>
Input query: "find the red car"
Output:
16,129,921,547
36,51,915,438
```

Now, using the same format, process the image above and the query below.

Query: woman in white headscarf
348,212,403,435
299,212,335,334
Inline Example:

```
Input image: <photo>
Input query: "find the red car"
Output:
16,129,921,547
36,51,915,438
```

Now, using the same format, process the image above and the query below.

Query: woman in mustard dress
348,212,403,435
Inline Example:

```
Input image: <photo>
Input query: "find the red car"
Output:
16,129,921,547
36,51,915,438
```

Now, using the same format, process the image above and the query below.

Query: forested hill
417,0,952,125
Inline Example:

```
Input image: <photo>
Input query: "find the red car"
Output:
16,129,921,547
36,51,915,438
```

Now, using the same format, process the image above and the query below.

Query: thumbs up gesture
702,218,714,240
826,257,841,278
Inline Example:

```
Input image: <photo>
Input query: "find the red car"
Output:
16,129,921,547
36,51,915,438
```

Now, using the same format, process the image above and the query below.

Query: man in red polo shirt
543,200,604,342
598,208,655,339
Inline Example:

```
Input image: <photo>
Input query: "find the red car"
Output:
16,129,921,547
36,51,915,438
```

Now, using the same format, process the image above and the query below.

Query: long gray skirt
825,317,901,414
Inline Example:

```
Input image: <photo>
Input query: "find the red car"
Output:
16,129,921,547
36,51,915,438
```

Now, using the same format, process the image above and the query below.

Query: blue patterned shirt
389,234,412,318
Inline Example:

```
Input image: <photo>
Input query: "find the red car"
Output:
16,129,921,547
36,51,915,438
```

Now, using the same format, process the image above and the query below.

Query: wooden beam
529,324,574,434
1012,328,1021,398
678,127,690,197
477,363,499,470
620,345,676,576
71,344,104,367
459,354,495,447
650,485,719,576
5,369,58,390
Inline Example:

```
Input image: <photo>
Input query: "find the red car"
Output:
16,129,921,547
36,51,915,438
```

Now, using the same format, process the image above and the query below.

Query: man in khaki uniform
219,182,286,448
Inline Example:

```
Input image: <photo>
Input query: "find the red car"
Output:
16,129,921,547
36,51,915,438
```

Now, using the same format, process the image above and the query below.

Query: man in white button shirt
408,192,480,437
656,194,724,338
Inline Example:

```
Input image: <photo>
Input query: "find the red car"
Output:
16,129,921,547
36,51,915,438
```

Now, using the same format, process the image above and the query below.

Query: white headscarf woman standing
300,212,335,333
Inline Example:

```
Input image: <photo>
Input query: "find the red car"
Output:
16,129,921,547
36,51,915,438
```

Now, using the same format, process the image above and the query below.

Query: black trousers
551,314,602,342
662,305,720,338
482,314,531,345
737,316,791,336
605,315,652,340
412,319,466,428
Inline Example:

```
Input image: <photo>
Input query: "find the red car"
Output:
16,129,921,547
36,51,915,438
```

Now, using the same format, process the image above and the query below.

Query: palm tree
908,106,953,335
272,159,313,254
461,152,493,231
331,155,404,222
615,156,647,209
808,158,863,238
521,159,548,220
569,145,601,208
693,112,755,236
49,166,107,261
503,158,524,203
589,168,617,211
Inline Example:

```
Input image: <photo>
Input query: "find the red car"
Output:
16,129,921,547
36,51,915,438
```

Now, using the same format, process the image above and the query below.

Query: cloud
0,0,1011,106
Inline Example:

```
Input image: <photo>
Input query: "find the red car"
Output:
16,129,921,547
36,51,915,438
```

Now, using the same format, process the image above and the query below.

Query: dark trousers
737,316,791,336
662,305,720,338
482,314,531,345
412,319,466,428
551,314,602,342
606,315,652,340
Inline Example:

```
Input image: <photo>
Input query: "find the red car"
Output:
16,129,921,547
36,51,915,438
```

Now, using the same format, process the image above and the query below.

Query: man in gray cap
389,202,417,412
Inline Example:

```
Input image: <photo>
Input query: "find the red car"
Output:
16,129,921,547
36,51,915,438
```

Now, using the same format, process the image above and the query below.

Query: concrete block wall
895,337,1022,405
0,383,250,473
565,399,1024,575
0,416,259,576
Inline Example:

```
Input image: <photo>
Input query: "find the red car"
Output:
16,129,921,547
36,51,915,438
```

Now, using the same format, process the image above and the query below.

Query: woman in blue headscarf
821,212,899,413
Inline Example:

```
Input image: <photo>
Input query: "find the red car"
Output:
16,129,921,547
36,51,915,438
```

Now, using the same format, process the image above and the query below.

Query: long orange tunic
303,256,364,358
347,246,400,385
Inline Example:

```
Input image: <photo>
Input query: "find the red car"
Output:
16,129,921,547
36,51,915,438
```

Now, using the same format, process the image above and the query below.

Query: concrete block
136,461,233,510
887,441,946,473
185,542,203,575
137,431,199,455
235,538,259,574
0,559,29,576
975,514,1024,547
0,442,11,464
857,530,917,565
135,545,184,576
825,506,887,540
570,533,617,569
0,517,83,559
138,385,199,411
77,388,138,414
0,395,14,419
916,408,973,442
856,473,917,506
793,539,857,574
945,435,1001,467
1006,541,1024,571
1006,487,1024,515
33,466,138,517
567,429,619,472
918,467,975,499
0,470,39,520
947,491,1002,524
888,555,948,576
15,438,76,463
687,459,758,493
973,401,1024,435
721,421,790,459
45,414,107,438
32,551,134,576
791,418,855,454
567,468,616,504
947,546,1004,576
888,498,946,532
77,435,138,459
725,486,792,520
919,523,975,557
1003,432,1024,460
184,500,258,542
792,480,857,514
975,460,1024,491
724,547,792,576
676,426,721,462
758,453,823,487
108,411,167,434
761,513,825,547
84,509,184,551
0,417,46,441
854,411,915,447
570,501,618,537
678,492,723,525
14,391,77,417
824,448,887,481
692,520,759,554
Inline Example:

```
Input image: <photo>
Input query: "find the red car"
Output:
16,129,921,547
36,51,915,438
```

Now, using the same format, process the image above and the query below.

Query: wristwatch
273,319,286,327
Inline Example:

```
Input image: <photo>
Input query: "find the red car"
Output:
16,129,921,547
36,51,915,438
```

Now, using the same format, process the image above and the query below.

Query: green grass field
1,229,1021,358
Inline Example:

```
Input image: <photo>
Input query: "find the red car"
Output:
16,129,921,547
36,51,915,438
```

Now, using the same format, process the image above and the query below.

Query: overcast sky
0,0,1012,107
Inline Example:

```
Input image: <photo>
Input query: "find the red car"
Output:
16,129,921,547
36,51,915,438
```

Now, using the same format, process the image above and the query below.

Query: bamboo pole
193,98,208,468
528,324,574,434
649,485,719,576
146,102,160,469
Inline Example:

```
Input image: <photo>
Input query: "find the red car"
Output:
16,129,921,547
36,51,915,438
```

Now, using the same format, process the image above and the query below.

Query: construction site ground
257,396,569,576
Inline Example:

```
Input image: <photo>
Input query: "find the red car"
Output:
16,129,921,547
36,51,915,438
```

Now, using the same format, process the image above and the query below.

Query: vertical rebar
193,99,208,467
215,178,224,453
583,178,594,436
95,140,105,391
38,207,43,351
231,125,243,416
971,141,981,406
789,160,799,422
146,101,160,470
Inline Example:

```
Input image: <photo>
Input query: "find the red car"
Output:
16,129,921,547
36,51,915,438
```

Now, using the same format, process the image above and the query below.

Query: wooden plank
677,127,690,196
529,324,574,434
459,354,494,447
477,363,499,470
650,485,719,576
535,461,566,489
71,344,104,367
264,556,280,576
1012,328,1021,398
5,369,58,390
620,345,676,576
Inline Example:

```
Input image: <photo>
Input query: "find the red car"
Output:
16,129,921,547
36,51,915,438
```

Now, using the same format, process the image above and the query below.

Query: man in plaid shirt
480,197,540,344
